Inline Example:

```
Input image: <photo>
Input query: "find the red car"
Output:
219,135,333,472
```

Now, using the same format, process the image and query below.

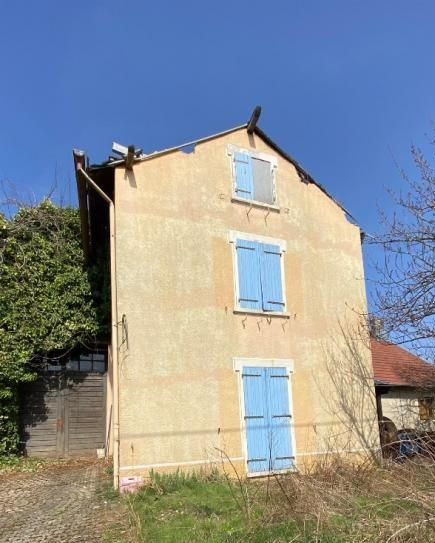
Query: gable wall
113,129,379,475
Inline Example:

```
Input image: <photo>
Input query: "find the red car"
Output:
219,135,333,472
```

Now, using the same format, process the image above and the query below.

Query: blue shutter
267,367,294,470
259,244,284,312
236,240,261,310
242,367,269,473
234,152,253,199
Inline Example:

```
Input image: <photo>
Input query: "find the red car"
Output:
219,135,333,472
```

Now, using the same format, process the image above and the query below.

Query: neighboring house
73,108,379,487
372,337,435,431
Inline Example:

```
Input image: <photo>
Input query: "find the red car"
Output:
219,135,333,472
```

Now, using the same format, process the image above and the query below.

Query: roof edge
88,121,357,223
253,126,356,222
89,123,248,170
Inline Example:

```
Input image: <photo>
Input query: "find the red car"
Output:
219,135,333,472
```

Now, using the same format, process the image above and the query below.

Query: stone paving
0,460,129,543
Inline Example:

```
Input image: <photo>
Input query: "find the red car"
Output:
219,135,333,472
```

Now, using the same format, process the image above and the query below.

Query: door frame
233,357,297,476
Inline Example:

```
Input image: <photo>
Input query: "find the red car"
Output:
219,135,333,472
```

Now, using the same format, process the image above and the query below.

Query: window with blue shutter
259,244,285,312
234,152,253,199
242,366,294,473
236,240,262,310
235,239,285,313
233,152,275,204
267,367,294,471
242,367,270,473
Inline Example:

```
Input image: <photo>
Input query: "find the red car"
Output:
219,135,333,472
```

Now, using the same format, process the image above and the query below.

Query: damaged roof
371,337,435,387
88,111,356,222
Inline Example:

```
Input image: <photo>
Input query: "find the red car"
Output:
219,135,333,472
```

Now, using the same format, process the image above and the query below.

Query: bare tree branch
370,139,435,360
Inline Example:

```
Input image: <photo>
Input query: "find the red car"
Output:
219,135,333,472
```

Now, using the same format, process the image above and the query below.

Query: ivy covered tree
0,200,99,454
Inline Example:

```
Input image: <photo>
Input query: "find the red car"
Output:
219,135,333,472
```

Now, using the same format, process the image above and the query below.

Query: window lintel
229,230,287,251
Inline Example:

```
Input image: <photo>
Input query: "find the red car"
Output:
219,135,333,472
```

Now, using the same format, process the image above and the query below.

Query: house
372,337,435,432
73,108,379,488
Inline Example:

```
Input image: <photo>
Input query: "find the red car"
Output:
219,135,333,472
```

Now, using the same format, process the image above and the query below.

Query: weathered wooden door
21,371,106,457
64,372,106,456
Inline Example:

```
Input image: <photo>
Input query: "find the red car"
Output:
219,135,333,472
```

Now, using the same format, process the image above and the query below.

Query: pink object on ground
120,476,144,493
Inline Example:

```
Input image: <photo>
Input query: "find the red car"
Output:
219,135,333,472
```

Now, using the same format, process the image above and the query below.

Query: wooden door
64,373,106,456
21,371,106,457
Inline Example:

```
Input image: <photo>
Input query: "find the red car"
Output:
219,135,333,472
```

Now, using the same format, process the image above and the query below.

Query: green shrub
0,201,101,454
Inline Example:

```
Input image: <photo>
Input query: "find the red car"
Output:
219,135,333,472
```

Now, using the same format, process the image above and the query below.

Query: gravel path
0,460,129,543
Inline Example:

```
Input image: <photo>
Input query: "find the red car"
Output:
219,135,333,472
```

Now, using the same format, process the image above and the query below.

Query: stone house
73,108,379,487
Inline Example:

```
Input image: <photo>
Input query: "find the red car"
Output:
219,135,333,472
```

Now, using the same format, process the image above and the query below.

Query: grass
126,470,301,543
123,459,435,543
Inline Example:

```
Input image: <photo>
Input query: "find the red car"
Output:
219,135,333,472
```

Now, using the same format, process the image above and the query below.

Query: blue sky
1,1,434,297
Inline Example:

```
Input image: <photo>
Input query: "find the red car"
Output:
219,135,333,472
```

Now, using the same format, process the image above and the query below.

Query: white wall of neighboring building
381,387,434,431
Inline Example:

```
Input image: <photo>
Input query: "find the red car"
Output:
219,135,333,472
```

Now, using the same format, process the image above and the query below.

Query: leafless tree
370,140,435,360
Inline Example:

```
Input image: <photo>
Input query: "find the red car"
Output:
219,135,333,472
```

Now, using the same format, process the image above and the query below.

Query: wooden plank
68,381,104,386
67,394,104,400
68,398,105,404
25,443,58,448
25,444,57,449
69,444,102,449
26,439,58,446
69,411,104,415
69,408,104,413
69,416,104,421
69,422,103,428
69,392,104,396
68,432,104,438
22,416,58,423
69,441,104,447
69,408,104,414
23,426,57,432
69,425,104,431
67,393,104,398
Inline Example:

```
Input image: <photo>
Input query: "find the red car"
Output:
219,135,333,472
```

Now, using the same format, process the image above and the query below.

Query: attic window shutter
252,157,274,204
259,243,284,312
236,240,261,310
234,152,253,199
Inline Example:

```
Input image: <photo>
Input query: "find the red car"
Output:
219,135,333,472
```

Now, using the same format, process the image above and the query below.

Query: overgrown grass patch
124,460,435,543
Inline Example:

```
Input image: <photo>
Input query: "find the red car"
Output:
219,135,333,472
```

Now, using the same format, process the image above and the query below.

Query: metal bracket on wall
120,314,129,350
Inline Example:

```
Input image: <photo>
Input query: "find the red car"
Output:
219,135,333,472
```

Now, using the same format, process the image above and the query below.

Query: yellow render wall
114,129,379,476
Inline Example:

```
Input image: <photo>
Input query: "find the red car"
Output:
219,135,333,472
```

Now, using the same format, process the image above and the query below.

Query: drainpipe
73,155,120,490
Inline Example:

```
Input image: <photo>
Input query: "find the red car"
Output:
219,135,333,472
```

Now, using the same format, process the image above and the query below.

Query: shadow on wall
317,319,380,460
123,169,137,188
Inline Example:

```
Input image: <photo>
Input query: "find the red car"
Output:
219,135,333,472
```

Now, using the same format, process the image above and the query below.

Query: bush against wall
0,201,100,454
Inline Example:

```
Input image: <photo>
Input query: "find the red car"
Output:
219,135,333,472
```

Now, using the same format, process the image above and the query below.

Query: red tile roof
371,338,435,387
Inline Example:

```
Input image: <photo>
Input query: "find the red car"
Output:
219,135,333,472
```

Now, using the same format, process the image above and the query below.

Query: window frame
233,357,297,477
227,145,279,209
229,230,288,317
418,397,434,421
